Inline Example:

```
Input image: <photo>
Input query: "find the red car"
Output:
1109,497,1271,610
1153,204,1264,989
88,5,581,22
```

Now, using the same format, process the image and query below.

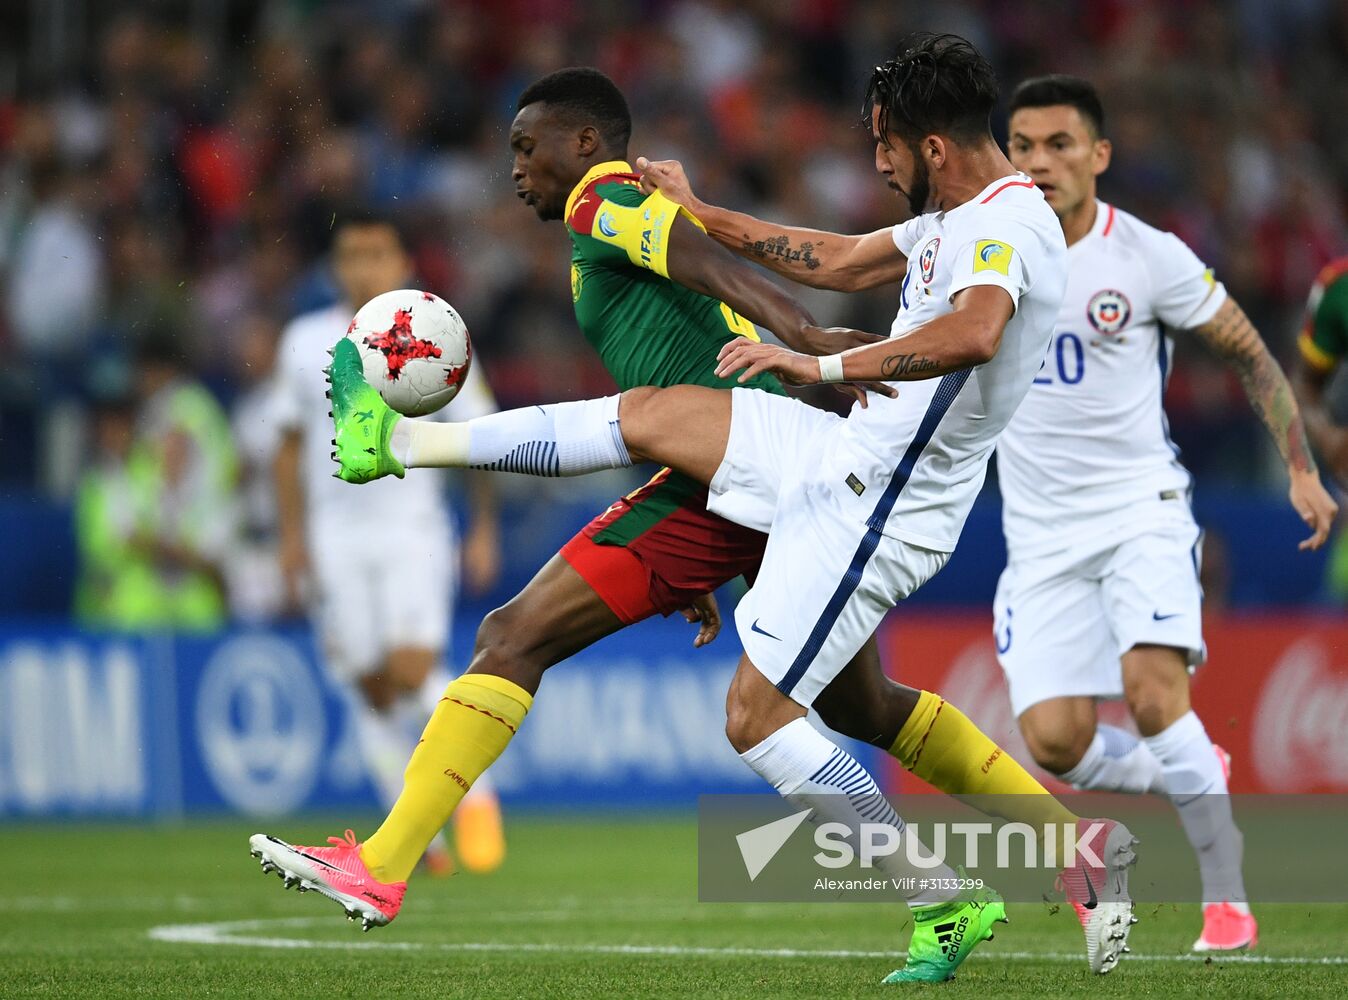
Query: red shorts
560,468,766,623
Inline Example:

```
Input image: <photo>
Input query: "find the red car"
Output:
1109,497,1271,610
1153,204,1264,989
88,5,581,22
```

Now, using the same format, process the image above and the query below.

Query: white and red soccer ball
345,288,472,416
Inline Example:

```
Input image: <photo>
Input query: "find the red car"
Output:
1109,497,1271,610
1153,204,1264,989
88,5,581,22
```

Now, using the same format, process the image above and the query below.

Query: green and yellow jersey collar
565,159,633,220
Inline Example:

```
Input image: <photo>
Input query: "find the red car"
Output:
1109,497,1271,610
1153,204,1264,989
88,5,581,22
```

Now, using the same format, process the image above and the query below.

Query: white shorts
308,513,456,683
993,503,1205,717
708,389,949,707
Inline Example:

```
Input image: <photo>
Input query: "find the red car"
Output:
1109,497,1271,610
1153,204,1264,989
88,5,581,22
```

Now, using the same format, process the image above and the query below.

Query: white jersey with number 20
996,201,1226,559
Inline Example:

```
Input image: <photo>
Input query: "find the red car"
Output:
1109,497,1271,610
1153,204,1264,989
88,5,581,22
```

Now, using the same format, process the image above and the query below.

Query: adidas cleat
328,338,404,484
882,885,1008,983
1058,817,1139,974
1193,902,1258,952
249,829,406,931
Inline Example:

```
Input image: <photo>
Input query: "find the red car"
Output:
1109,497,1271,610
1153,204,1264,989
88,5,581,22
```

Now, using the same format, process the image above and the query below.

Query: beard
904,147,931,215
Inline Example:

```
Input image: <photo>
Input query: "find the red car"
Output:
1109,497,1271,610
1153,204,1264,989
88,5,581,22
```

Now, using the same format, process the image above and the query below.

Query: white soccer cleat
1058,817,1139,974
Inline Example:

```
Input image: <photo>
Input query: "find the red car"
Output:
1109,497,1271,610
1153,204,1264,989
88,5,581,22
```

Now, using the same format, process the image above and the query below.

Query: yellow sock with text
361,675,531,883
890,690,1078,835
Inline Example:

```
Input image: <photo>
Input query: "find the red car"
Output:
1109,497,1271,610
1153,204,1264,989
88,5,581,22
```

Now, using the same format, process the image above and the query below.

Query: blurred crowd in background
2,0,1348,627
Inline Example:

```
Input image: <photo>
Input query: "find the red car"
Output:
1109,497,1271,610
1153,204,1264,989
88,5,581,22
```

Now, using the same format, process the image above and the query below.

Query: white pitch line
147,917,1348,966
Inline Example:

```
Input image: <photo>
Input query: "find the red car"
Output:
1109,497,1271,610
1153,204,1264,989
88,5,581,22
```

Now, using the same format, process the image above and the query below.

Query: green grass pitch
1,815,1343,998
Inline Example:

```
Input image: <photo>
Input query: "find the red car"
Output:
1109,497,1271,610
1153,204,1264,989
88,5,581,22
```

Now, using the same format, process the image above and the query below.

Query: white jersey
996,201,1226,559
272,302,498,532
822,174,1067,552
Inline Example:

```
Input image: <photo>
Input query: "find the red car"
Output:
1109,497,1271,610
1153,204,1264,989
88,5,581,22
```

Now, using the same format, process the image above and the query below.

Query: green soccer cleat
328,338,405,483
882,886,1008,984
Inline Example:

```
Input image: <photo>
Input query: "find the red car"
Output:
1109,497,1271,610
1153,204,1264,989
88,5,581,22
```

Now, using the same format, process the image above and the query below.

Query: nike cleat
249,830,405,931
1193,902,1258,952
1058,817,1139,974
882,885,1008,983
328,338,404,484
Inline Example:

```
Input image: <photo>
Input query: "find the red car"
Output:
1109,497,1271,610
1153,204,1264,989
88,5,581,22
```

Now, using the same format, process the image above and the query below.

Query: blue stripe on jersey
774,370,971,697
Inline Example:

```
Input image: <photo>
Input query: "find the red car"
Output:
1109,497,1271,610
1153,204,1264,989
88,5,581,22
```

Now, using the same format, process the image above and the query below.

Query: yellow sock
361,674,531,883
890,690,1078,835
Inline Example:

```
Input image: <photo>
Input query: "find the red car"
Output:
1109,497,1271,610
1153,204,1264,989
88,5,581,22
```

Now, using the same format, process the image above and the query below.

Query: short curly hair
864,33,999,146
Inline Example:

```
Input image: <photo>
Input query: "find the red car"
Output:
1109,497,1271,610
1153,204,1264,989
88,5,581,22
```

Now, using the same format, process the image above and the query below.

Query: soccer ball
345,288,472,416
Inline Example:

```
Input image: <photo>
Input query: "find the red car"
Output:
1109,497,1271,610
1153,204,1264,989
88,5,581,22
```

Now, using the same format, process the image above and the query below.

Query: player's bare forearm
717,286,1013,385
637,156,904,292
1192,298,1316,475
665,219,817,348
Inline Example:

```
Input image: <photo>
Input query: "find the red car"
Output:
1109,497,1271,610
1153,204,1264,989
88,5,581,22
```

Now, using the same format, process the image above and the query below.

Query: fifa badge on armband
973,240,1014,276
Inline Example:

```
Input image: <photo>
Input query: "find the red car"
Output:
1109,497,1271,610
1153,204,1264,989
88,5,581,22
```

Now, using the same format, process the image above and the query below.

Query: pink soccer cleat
1057,817,1139,974
1193,902,1258,952
249,829,405,931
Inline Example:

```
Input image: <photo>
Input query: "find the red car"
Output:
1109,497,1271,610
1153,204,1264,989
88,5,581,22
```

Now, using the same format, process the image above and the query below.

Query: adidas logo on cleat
935,916,970,961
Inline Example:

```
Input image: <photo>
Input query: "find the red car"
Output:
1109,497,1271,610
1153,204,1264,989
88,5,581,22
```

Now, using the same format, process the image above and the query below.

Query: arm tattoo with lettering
880,353,942,378
1193,298,1316,474
739,234,822,271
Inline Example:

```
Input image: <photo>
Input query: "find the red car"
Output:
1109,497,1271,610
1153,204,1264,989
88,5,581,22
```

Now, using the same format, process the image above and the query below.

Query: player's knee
469,606,548,688
1124,679,1188,736
724,692,771,755
1021,722,1092,776
616,386,662,461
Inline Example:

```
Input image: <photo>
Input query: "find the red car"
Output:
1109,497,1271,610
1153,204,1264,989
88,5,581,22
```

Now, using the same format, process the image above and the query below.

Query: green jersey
563,159,785,397
1300,257,1348,373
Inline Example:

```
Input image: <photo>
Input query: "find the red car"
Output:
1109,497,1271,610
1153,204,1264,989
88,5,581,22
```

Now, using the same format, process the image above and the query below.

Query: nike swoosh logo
1152,611,1182,621
1083,873,1098,910
750,619,781,641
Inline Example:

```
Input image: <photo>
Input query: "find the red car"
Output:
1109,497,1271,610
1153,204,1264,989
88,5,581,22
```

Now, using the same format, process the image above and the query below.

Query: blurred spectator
130,332,238,631
73,394,161,629
225,312,287,624
3,0,1348,503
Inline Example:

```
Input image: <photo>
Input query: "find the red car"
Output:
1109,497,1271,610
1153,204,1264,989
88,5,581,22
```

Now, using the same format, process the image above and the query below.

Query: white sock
1143,710,1247,906
741,717,957,905
391,396,631,474
1061,724,1166,795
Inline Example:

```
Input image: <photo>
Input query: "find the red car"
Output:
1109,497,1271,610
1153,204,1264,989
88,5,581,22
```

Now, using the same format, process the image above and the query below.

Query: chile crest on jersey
1086,288,1132,335
918,237,940,284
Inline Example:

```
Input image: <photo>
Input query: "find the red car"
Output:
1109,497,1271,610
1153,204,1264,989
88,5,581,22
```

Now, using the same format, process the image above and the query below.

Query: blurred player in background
996,75,1337,952
272,209,505,875
256,43,1143,980
1294,257,1348,482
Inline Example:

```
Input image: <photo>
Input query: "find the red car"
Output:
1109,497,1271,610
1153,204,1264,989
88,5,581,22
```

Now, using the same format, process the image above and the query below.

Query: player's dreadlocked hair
517,67,632,152
1009,75,1105,138
864,33,999,146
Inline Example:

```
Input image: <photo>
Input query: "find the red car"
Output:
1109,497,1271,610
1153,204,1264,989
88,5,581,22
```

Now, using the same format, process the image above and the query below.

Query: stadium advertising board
880,612,1348,795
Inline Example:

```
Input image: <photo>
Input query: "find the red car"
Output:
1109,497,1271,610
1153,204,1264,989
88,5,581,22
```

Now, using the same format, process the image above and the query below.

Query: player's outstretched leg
329,337,729,488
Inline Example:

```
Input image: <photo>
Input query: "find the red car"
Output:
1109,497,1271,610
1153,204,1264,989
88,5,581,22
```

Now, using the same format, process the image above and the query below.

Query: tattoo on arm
880,353,942,378
740,234,822,271
1194,299,1316,474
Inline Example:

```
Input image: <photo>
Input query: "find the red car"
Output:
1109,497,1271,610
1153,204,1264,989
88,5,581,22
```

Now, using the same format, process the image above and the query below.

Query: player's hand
799,324,886,355
680,592,721,648
635,157,698,211
1289,467,1338,550
1290,467,1338,550
715,340,818,387
462,522,502,596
